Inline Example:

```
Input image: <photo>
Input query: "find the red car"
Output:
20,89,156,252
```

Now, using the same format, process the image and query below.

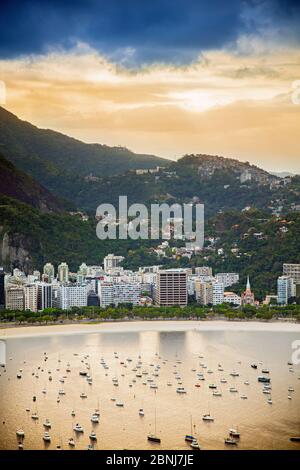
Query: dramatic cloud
0,1,299,171
1,41,299,172
0,1,299,64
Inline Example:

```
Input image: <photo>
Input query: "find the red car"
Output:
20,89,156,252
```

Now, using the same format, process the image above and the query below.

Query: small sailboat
43,432,51,442
185,415,195,442
147,408,161,443
91,414,99,423
68,438,75,447
225,437,238,445
190,438,200,449
229,428,240,438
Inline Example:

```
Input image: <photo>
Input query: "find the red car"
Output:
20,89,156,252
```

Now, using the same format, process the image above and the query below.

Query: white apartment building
215,273,239,288
24,284,38,312
56,285,88,310
99,282,141,307
212,281,224,305
155,269,187,306
57,262,69,283
223,291,241,306
99,283,114,307
43,263,55,282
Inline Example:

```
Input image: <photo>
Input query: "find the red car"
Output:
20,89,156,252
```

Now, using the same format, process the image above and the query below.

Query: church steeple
246,276,251,291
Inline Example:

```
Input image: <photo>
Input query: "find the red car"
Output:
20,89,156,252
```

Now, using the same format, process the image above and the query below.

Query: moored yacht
202,414,214,422
43,432,51,442
73,423,84,433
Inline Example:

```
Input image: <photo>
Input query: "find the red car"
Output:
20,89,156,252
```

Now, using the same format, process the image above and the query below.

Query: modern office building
87,290,100,307
57,262,69,283
155,269,187,306
37,283,52,310
277,275,295,305
24,284,38,312
0,267,5,309
5,287,24,310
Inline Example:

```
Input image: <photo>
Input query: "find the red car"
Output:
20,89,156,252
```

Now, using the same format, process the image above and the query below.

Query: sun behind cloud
0,41,299,172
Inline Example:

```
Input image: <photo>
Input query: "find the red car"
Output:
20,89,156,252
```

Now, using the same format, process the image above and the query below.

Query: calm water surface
0,321,299,450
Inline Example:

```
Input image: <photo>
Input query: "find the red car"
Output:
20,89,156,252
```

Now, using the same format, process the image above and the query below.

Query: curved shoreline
1,318,300,339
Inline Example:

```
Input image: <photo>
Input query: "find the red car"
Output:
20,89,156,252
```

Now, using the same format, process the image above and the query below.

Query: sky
0,0,300,172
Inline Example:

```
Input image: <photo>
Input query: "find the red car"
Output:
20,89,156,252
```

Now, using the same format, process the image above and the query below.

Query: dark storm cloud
0,0,299,64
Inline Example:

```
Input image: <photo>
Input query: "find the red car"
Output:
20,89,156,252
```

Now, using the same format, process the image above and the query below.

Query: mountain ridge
0,152,67,212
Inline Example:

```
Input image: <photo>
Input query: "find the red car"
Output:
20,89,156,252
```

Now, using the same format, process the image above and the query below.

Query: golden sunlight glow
0,43,299,171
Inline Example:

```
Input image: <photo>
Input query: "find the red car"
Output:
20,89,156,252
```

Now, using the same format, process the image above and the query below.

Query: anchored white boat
73,423,84,433
43,432,51,442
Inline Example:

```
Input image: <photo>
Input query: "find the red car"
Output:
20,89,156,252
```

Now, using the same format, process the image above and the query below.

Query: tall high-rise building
155,269,187,306
195,280,213,305
37,283,52,310
24,284,38,312
43,263,55,282
0,267,5,309
212,281,224,305
277,276,295,305
57,262,69,283
103,254,124,272
5,287,24,311
87,290,100,307
79,263,88,276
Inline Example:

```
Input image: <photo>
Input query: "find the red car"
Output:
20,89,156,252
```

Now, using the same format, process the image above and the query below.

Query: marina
0,321,299,450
